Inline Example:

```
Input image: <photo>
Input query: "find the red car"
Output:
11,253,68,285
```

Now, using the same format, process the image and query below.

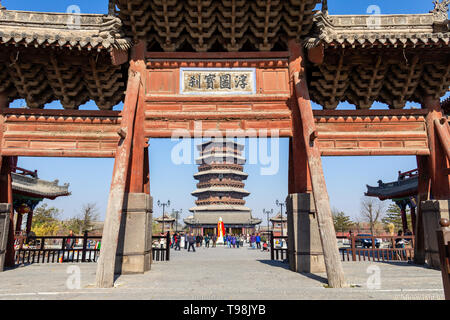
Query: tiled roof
311,10,449,49
184,211,261,225
189,204,251,212
191,187,250,196
0,10,131,51
11,172,70,199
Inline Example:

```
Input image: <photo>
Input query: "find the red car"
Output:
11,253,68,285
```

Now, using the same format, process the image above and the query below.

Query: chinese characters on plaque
181,68,256,95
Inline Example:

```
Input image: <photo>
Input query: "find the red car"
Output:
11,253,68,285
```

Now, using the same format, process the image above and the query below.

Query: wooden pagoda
0,0,449,289
185,138,261,236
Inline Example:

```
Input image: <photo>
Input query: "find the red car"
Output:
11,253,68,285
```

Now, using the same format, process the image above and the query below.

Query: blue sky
5,1,449,225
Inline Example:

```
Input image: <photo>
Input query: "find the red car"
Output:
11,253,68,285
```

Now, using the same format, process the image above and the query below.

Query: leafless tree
66,203,99,234
360,197,385,235
79,203,99,232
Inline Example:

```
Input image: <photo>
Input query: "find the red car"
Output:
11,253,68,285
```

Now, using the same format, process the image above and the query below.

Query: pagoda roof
270,213,287,222
191,186,250,196
11,171,70,200
184,211,261,226
194,169,248,179
197,139,245,150
189,204,251,213
154,213,176,223
195,153,246,164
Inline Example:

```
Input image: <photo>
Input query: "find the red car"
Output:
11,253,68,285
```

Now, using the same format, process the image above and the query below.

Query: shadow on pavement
257,260,329,284
257,259,290,270
298,272,328,284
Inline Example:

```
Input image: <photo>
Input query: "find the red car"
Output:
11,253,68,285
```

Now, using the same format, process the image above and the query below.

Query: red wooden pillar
15,211,22,233
410,205,416,235
400,205,408,233
0,157,15,267
26,210,33,235
414,96,449,265
95,71,142,288
96,40,148,288
127,41,147,194
415,155,430,264
0,92,8,176
423,97,450,199
143,146,150,195
288,40,346,288
288,50,312,195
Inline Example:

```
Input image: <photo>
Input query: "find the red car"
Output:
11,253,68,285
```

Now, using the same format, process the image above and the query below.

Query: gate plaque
180,68,256,95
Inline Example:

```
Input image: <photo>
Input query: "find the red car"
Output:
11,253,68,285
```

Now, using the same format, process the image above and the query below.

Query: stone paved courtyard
0,246,445,300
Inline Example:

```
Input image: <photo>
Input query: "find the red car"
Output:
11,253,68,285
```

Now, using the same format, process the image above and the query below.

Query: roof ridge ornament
0,1,5,10
322,0,328,16
431,0,449,20
108,0,116,16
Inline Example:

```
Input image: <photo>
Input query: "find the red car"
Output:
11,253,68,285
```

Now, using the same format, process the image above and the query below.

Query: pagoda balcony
200,148,241,156
192,187,250,196
198,164,243,172
195,199,246,206
197,180,245,189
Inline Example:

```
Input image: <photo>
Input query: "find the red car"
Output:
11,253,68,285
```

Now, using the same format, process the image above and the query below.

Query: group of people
167,232,269,253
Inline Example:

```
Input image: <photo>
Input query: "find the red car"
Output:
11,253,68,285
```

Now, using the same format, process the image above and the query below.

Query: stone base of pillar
421,200,449,269
0,204,11,272
115,193,153,275
287,193,325,274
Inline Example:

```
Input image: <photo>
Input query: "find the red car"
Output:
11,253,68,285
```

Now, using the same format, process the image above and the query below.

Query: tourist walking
174,233,181,251
395,230,405,248
184,233,188,249
171,234,175,249
212,234,217,248
64,230,75,261
256,233,261,249
196,235,201,247
205,234,210,248
236,235,240,248
232,235,236,248
188,233,196,252
250,234,256,249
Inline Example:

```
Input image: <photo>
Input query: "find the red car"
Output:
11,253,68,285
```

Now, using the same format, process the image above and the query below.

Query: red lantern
17,203,30,215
